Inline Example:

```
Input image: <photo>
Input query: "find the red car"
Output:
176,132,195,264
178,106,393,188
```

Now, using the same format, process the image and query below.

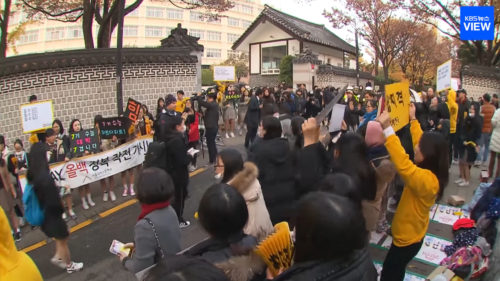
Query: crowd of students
1,84,500,280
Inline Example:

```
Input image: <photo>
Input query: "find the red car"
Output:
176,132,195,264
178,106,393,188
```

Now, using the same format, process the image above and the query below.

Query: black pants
245,126,258,148
205,127,218,164
172,176,188,223
451,132,459,161
381,240,423,281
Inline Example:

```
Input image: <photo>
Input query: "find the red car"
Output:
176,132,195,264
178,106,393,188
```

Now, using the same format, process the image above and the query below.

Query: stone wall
249,74,280,88
462,74,500,100
316,73,371,88
0,49,200,147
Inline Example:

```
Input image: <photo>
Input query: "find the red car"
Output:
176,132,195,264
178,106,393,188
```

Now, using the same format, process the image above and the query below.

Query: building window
190,11,203,21
18,30,38,44
241,20,252,28
145,26,163,37
66,26,83,38
167,9,183,20
206,48,221,58
227,50,240,58
189,29,204,40
227,33,239,43
261,45,287,74
227,17,239,27
46,27,65,41
124,25,138,36
146,7,164,18
207,31,221,41
241,4,253,14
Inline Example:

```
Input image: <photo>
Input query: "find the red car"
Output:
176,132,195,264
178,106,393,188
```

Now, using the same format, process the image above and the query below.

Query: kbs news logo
460,6,494,40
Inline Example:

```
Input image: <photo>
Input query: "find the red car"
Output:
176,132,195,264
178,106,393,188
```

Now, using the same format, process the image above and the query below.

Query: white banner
19,136,153,192
436,60,452,92
20,100,54,133
214,66,236,81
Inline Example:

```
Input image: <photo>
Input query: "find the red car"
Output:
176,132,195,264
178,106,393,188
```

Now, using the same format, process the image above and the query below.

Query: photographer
196,92,220,165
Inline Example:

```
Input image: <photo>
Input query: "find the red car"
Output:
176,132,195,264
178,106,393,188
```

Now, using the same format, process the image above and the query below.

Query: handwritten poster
20,100,54,133
70,129,99,154
214,66,236,81
124,98,142,122
99,117,129,139
436,60,452,92
384,82,410,131
415,235,452,265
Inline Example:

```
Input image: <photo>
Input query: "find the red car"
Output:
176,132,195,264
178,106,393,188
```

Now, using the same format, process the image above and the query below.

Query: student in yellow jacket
447,89,458,163
175,90,191,113
377,104,449,281
0,207,43,281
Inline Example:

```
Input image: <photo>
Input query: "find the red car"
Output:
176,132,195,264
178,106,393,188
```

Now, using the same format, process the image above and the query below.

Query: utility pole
355,28,360,87
116,0,125,115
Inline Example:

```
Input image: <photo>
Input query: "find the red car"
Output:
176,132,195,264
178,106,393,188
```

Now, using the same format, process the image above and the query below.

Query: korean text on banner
384,82,410,132
124,98,142,122
70,129,100,154
19,136,153,192
436,60,452,92
20,100,54,133
214,66,236,82
99,117,129,139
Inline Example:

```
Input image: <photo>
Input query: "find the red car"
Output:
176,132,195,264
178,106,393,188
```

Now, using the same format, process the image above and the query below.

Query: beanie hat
365,121,384,148
453,218,475,231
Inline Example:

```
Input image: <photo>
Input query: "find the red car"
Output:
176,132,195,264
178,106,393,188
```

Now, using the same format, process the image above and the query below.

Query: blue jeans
478,133,491,162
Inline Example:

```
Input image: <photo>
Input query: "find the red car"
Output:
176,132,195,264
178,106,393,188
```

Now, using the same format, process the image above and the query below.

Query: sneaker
129,187,135,196
230,132,235,138
179,221,191,229
474,160,482,167
62,212,68,221
81,199,89,210
109,191,116,202
188,164,196,172
454,178,464,184
69,210,77,220
452,159,459,165
458,181,470,187
225,133,229,139
13,231,21,242
19,217,25,227
66,261,84,273
103,192,108,202
51,257,66,269
87,197,95,207
122,186,128,197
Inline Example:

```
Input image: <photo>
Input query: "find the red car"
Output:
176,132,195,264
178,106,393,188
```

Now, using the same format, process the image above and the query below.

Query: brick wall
462,74,500,100
249,74,280,88
0,62,198,147
317,73,371,88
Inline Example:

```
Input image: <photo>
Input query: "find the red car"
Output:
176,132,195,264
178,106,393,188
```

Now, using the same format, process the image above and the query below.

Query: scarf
138,201,170,221
359,109,378,128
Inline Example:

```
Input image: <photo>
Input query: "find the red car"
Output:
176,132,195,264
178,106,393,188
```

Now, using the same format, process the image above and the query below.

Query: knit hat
165,94,176,105
453,218,475,231
365,121,384,148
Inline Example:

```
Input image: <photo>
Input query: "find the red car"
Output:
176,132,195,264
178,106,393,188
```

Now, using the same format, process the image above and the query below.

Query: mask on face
214,173,223,180
469,113,475,118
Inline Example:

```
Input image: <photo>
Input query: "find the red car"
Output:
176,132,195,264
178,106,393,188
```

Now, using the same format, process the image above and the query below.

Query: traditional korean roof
232,5,355,54
462,64,500,79
293,48,322,65
317,64,374,80
160,23,204,52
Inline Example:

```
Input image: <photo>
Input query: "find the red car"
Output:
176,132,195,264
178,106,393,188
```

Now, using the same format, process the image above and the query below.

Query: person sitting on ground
119,167,181,274
216,148,274,242
271,192,377,281
184,183,266,281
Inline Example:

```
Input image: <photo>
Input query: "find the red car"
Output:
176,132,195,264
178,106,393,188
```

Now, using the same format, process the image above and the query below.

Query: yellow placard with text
384,82,410,132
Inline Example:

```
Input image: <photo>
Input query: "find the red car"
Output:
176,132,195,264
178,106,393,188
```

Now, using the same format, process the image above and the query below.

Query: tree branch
20,0,83,18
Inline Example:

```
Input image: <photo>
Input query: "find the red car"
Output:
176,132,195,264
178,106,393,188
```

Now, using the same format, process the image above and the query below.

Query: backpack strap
144,218,165,261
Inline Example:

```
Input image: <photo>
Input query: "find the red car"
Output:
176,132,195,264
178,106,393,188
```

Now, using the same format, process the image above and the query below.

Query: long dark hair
219,149,244,183
52,119,65,134
334,132,377,200
68,119,82,133
262,116,282,140
418,132,449,200
27,142,50,183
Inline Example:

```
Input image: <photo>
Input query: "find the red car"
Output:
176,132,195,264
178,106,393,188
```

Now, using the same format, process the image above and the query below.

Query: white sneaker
19,217,25,227
225,133,229,139
87,196,95,207
458,181,470,187
230,132,235,138
129,187,135,196
454,178,464,184
66,261,83,273
109,191,116,202
179,221,191,229
103,192,109,202
188,164,196,172
81,199,89,210
122,186,128,197
69,210,77,220
62,213,68,220
51,257,66,269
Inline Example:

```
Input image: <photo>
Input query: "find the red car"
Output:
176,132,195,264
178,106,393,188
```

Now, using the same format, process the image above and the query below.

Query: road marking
22,167,208,253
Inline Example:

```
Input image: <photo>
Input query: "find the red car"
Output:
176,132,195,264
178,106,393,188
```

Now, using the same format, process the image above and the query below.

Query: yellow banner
384,82,410,131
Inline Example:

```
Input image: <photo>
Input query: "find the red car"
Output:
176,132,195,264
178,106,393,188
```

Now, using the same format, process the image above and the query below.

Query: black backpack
144,142,167,171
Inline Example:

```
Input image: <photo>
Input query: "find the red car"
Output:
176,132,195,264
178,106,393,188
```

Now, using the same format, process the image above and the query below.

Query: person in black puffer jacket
274,192,377,281
248,116,296,225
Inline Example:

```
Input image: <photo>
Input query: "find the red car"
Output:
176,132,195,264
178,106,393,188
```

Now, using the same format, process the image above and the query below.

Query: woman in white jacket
216,149,274,241
488,108,500,179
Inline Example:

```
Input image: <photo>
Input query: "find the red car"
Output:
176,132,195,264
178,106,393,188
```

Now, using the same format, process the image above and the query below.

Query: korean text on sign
99,117,129,139
124,98,142,122
70,128,99,154
384,82,410,132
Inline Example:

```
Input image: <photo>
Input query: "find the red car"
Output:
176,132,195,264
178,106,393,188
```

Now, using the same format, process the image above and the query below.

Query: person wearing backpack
27,143,83,273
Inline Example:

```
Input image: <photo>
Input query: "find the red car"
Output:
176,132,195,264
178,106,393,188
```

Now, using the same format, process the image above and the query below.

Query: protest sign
328,104,346,132
70,129,99,154
20,100,54,133
225,92,241,101
124,98,142,122
432,204,462,225
384,82,410,132
415,235,452,266
436,60,452,92
19,136,153,191
214,66,236,81
99,117,129,139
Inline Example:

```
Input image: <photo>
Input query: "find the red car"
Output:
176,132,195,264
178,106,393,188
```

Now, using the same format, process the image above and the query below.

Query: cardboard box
426,266,455,281
448,195,465,206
